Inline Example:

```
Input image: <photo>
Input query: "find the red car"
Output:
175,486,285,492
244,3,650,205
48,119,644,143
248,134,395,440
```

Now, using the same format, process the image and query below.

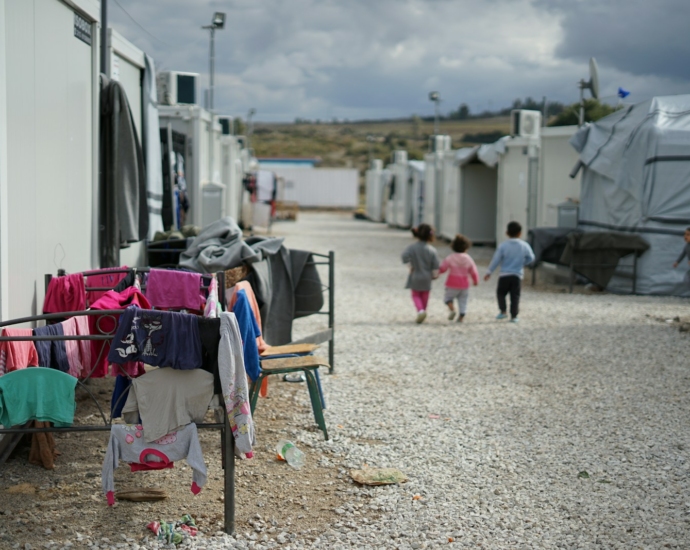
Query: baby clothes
146,269,203,312
219,312,255,458
231,290,261,381
102,423,207,506
60,316,92,378
108,306,202,370
121,367,214,443
0,328,39,375
0,368,77,427
33,324,69,373
43,273,86,314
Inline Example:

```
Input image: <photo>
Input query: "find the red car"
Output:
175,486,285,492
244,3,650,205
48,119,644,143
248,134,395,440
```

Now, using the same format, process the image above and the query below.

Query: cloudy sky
109,0,690,122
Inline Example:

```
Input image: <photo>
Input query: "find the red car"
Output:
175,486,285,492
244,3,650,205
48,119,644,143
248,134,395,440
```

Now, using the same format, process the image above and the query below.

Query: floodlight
212,12,226,29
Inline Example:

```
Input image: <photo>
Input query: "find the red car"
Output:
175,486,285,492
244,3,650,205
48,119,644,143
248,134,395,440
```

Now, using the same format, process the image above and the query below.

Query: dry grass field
251,117,511,174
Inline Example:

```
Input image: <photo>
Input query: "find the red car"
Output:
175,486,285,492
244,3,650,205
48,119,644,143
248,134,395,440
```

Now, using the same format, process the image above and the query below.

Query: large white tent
571,95,690,296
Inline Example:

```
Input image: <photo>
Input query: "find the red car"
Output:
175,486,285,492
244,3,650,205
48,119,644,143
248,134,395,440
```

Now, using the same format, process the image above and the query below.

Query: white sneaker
416,311,427,324
447,311,456,321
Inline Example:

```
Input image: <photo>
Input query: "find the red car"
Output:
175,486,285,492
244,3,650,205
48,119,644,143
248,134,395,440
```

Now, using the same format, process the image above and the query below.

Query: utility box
558,200,579,229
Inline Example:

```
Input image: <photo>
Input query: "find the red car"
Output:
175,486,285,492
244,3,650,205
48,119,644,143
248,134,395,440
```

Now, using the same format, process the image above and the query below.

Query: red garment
43,273,86,314
88,288,150,378
0,328,39,376
146,269,203,311
85,267,129,307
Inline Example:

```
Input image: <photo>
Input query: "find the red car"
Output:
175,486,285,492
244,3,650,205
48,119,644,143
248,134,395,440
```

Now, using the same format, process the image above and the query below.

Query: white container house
0,0,100,320
421,135,451,230
365,159,387,222
386,150,414,228
158,103,225,228
408,161,425,228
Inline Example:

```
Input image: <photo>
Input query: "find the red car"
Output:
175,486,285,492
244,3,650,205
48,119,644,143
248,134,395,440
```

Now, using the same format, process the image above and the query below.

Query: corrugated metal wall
273,168,358,208
4,0,95,320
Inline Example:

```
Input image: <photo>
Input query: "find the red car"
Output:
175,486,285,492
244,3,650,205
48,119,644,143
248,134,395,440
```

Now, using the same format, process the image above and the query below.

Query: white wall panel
5,0,94,320
538,126,581,227
496,140,531,244
275,168,358,208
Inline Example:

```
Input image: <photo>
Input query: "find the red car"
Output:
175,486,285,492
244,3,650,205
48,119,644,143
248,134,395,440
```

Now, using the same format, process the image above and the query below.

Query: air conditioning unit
370,159,383,170
157,71,199,106
429,135,451,153
511,110,541,138
218,116,234,135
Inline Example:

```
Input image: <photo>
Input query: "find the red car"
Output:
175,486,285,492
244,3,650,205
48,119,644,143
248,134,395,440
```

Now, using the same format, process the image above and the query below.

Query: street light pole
202,12,226,185
429,91,440,135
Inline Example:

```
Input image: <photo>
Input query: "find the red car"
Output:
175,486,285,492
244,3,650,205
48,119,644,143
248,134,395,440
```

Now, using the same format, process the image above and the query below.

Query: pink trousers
411,290,430,312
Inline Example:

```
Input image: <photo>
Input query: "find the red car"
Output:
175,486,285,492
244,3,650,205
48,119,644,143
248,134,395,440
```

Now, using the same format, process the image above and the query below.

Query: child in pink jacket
439,234,479,322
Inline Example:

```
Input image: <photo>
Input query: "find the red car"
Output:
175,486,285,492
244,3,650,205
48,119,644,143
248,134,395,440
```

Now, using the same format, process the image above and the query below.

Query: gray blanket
179,217,284,273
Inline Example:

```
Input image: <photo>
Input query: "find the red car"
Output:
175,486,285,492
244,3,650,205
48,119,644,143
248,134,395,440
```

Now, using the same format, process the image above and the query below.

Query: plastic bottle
276,439,305,469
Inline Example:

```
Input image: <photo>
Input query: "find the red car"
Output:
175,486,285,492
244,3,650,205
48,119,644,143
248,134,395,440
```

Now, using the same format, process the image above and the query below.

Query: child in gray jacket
402,224,440,324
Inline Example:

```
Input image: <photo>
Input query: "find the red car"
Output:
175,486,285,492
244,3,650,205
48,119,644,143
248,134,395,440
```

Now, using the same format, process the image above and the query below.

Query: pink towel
0,328,39,376
146,269,202,311
43,273,86,314
61,316,92,378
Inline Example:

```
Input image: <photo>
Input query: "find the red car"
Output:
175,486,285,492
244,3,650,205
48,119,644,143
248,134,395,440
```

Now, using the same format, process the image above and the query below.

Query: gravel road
4,211,690,549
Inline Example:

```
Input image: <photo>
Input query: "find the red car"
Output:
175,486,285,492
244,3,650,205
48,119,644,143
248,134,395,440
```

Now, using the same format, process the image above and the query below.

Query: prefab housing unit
276,168,359,208
408,161,425,228
158,103,225,228
422,135,452,229
436,146,498,244
386,150,413,228
365,159,387,222
537,125,581,227
0,0,100,320
220,133,245,224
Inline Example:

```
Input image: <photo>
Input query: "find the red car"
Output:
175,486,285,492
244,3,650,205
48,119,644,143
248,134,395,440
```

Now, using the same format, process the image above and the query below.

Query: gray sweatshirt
402,241,440,291
102,422,207,505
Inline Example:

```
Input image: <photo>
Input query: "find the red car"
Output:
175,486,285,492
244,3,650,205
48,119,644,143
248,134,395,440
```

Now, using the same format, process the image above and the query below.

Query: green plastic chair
249,355,329,440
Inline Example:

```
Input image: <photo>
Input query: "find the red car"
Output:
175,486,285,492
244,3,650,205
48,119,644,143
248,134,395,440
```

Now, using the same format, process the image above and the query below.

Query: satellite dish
577,57,601,125
579,57,599,99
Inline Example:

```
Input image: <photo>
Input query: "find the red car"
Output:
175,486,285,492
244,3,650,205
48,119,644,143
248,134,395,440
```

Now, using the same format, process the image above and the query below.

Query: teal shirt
0,368,77,427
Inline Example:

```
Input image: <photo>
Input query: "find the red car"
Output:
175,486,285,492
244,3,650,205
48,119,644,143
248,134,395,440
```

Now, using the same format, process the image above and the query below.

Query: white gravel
51,212,690,549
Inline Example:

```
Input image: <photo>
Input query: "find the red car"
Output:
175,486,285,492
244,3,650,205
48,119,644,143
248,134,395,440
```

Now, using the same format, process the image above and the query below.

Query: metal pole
434,101,439,135
209,27,215,184
328,250,335,374
223,410,236,534
579,84,585,126
542,96,548,126
100,0,108,75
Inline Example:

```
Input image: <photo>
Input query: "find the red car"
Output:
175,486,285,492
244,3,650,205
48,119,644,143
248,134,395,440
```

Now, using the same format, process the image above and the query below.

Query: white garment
122,367,214,442
218,312,255,458
256,170,275,202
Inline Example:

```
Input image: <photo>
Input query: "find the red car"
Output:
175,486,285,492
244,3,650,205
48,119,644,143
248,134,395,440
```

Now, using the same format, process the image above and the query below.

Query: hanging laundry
0,368,77,427
89,288,151,378
33,324,70,373
102,423,206,506
226,281,269,353
60,316,92,378
85,267,130,306
231,290,261,382
121,367,213,443
110,375,132,419
197,317,221,394
108,307,202,370
43,273,86,314
203,274,220,319
0,328,39,376
100,75,148,267
146,269,203,312
219,312,255,458
28,420,60,470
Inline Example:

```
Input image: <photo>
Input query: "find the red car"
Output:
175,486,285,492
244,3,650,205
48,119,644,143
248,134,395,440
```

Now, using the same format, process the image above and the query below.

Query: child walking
402,224,440,324
439,234,479,322
484,221,535,323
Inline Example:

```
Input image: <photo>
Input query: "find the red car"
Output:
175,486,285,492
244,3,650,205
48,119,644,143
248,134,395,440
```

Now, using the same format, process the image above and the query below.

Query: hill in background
251,117,511,175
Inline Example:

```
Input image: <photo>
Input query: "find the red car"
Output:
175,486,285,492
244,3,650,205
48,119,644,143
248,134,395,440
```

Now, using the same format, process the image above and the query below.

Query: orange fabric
226,282,269,352
226,282,270,398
